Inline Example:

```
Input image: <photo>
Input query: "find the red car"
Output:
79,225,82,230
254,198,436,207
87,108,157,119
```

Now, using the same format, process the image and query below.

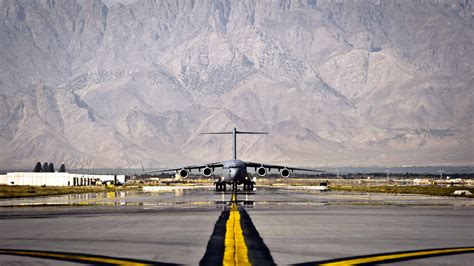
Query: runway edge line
294,246,474,266
0,249,176,265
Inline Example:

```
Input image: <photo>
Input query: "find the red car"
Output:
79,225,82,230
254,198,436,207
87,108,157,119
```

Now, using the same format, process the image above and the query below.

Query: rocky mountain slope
0,0,472,169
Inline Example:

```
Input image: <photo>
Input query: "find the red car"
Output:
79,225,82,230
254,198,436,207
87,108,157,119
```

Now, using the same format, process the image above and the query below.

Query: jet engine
178,168,189,178
281,168,290,178
203,167,213,177
257,167,267,177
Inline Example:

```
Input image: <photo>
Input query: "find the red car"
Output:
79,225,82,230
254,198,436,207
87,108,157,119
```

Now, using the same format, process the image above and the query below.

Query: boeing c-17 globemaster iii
148,128,324,192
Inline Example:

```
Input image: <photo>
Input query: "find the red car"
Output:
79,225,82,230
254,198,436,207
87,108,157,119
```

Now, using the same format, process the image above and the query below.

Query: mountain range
0,0,472,169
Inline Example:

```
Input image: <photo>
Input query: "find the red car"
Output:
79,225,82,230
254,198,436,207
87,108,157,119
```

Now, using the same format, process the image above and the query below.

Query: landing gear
215,183,227,191
216,181,254,192
243,183,254,191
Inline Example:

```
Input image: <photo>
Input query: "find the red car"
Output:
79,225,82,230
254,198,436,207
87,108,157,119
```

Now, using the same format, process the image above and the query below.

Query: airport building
0,172,125,187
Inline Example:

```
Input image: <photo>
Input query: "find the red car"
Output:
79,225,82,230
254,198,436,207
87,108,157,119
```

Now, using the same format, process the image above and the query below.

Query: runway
0,187,472,265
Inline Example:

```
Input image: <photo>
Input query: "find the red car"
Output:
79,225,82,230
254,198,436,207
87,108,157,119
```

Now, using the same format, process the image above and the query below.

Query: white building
452,190,472,196
0,172,125,186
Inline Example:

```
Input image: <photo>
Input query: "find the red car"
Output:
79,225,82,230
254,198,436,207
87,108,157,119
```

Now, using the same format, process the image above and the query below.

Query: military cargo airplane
148,128,324,191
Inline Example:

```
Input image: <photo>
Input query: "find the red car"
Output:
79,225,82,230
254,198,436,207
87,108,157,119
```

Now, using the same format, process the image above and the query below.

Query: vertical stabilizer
233,127,237,160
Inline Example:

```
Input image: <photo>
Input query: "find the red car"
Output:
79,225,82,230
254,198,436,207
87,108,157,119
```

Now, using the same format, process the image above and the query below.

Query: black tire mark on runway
199,208,230,265
199,204,276,265
239,206,276,266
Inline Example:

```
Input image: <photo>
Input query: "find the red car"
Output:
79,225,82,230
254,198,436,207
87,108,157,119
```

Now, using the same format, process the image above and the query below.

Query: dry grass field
0,185,139,199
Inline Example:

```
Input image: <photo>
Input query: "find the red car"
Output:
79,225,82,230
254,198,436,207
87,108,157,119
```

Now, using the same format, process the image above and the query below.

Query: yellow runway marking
321,247,474,265
0,250,151,265
223,203,251,266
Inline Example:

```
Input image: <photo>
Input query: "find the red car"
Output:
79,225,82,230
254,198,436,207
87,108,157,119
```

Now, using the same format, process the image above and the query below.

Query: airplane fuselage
220,159,248,184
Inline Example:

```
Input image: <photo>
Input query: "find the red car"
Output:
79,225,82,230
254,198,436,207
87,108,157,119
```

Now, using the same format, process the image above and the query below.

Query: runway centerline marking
223,203,250,265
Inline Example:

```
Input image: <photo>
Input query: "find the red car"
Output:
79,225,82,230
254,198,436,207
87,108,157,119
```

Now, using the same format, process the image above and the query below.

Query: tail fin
201,127,268,159
141,162,146,174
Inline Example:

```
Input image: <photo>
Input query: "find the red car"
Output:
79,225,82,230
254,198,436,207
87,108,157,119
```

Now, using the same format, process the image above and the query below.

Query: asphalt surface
0,187,472,265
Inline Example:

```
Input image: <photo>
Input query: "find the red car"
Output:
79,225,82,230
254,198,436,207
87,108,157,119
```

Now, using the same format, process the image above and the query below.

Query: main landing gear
215,182,254,192
217,182,237,192
243,183,254,192
215,183,226,191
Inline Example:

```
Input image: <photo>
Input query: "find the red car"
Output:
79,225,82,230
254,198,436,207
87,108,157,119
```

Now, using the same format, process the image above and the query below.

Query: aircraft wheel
250,183,254,191
223,184,226,191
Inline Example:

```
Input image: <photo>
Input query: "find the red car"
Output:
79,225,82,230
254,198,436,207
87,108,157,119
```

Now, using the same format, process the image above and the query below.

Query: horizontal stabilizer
236,131,268,134
200,132,233,135
200,131,268,135
200,127,268,159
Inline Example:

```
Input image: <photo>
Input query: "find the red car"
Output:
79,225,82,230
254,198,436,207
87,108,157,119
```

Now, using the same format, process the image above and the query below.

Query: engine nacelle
281,168,290,178
203,167,213,177
257,167,267,177
178,168,189,178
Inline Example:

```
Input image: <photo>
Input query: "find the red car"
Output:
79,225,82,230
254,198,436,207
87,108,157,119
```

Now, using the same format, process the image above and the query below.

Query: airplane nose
230,168,238,178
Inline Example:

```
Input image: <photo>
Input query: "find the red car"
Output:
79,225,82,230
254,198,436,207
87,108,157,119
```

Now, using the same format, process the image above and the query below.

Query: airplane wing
145,162,224,174
244,161,325,172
